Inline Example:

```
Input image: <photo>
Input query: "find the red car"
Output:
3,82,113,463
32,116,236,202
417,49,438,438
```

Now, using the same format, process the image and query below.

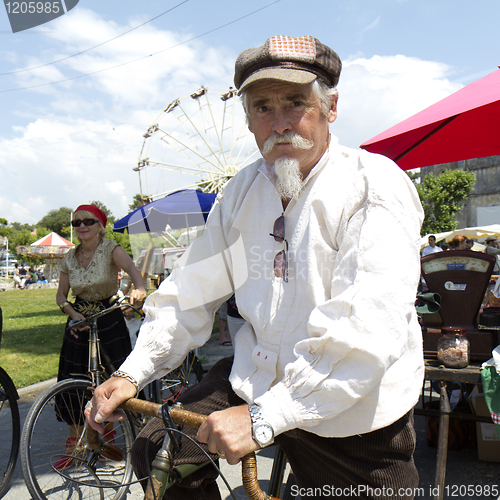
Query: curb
17,377,57,400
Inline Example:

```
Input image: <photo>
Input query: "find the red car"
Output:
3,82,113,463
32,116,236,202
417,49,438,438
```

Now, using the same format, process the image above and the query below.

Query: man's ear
327,94,338,124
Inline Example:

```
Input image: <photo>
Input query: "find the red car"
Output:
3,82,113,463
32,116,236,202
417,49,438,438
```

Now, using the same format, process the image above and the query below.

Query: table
414,360,494,500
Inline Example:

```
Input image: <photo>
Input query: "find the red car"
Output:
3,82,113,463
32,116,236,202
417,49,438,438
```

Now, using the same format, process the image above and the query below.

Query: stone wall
419,155,500,228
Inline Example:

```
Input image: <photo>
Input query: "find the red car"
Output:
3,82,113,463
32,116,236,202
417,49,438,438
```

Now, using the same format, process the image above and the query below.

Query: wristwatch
248,403,274,448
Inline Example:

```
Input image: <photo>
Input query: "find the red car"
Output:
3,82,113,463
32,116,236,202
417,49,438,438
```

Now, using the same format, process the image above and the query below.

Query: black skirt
56,297,132,426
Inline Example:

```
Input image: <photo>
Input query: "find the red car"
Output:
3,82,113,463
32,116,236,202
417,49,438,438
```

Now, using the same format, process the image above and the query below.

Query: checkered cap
234,35,341,93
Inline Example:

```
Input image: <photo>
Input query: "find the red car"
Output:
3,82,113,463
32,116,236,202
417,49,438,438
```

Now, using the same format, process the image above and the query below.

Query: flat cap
234,35,341,93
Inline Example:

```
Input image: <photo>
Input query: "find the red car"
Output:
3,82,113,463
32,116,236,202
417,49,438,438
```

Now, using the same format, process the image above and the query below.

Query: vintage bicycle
0,306,21,498
20,296,203,500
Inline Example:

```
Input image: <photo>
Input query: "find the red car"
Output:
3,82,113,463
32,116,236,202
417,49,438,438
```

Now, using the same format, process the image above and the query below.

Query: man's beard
274,157,303,201
262,132,314,201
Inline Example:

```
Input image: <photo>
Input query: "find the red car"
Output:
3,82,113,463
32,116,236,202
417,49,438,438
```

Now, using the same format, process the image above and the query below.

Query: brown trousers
131,357,419,500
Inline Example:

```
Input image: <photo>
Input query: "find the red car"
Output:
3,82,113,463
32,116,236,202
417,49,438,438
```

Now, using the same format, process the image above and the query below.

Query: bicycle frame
70,300,143,460
69,298,143,386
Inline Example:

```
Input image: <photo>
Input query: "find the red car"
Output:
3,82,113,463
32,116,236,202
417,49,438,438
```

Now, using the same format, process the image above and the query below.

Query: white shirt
120,142,425,438
422,245,443,257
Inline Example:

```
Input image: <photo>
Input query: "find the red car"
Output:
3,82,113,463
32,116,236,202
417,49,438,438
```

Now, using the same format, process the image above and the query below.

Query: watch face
255,424,273,444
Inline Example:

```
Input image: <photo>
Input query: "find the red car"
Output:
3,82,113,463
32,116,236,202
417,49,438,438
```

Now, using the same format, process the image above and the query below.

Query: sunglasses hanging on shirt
270,214,288,282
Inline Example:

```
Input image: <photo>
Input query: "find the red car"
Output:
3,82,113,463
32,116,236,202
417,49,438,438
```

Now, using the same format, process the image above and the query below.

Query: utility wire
0,0,280,93
0,1,188,76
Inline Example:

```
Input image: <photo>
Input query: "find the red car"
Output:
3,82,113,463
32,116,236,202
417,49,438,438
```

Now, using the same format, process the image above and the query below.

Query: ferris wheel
135,86,260,201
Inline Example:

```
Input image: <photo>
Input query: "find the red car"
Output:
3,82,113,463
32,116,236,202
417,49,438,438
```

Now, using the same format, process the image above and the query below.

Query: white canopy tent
419,224,500,249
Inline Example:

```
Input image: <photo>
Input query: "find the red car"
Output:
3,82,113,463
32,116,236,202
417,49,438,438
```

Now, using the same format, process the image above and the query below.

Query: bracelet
111,370,139,396
58,300,72,312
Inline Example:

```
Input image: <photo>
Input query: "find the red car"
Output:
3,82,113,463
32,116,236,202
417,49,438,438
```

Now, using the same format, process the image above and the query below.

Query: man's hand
85,377,137,434
197,405,259,465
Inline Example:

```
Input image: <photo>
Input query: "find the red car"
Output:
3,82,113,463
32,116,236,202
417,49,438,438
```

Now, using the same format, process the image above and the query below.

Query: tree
415,169,476,236
89,200,115,225
0,218,12,238
129,194,151,211
106,225,132,257
38,208,73,237
12,230,45,266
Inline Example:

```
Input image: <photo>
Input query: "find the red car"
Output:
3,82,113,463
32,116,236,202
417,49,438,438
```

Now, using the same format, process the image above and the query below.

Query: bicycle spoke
159,352,204,403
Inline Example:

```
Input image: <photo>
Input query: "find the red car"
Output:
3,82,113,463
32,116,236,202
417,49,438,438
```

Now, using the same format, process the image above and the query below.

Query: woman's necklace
81,249,94,259
79,245,97,265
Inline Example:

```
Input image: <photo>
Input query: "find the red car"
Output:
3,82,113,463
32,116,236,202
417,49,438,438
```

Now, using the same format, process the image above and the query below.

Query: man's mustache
262,132,314,155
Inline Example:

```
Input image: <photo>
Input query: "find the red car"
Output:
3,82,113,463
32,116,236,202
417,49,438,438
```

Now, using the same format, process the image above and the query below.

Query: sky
1,0,499,225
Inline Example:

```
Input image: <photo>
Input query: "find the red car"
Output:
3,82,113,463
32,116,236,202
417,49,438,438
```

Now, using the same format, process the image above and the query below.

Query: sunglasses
71,218,98,228
270,214,288,282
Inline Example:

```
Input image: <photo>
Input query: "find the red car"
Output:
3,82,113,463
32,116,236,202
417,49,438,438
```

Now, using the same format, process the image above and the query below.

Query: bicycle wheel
160,352,204,402
0,367,20,497
21,378,135,500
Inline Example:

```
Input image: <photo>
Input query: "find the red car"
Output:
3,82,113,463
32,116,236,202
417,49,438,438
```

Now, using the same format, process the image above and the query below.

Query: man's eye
257,106,268,112
292,101,303,107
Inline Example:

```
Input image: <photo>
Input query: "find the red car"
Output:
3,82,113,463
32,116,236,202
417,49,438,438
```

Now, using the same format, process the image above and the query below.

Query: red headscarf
74,204,107,227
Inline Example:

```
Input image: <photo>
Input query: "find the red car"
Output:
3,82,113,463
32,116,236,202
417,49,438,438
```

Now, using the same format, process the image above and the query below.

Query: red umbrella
360,67,500,170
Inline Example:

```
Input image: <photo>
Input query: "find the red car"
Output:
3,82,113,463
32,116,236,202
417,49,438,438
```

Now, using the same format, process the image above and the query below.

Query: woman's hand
69,312,88,339
129,288,147,307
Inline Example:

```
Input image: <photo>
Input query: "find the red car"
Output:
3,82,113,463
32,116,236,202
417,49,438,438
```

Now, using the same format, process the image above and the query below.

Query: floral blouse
60,239,119,302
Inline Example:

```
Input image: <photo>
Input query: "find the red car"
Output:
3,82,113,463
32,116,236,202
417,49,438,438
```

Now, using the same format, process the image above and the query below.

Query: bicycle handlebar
68,295,144,329
120,398,277,500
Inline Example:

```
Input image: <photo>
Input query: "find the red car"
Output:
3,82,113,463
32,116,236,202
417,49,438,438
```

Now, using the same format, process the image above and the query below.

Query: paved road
3,338,499,499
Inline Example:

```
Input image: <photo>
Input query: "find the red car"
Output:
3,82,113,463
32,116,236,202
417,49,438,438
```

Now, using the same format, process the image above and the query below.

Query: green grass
0,287,222,389
0,289,65,388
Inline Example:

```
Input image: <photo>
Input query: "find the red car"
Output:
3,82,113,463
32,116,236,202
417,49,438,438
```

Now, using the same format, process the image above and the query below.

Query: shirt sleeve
255,157,424,435
59,251,70,274
119,197,236,389
486,246,500,256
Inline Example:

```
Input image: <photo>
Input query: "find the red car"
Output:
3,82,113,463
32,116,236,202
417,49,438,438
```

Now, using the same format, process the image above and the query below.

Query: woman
12,263,21,290
54,204,147,469
449,234,468,250
23,267,37,288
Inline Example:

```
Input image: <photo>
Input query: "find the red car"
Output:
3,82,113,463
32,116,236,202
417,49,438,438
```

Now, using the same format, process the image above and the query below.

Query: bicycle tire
21,378,135,500
0,367,20,498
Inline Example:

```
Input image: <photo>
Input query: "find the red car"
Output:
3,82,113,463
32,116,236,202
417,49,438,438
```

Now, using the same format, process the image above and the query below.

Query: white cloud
333,54,463,148
1,9,236,225
1,9,466,226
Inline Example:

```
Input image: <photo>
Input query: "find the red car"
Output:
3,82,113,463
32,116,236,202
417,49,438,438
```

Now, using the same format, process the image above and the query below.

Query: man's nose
272,109,292,135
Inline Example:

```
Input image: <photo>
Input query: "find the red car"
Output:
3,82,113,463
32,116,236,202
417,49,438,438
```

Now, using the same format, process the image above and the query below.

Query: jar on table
436,326,470,369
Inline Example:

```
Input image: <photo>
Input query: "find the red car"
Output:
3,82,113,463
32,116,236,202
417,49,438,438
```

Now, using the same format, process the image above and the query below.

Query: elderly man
87,35,424,499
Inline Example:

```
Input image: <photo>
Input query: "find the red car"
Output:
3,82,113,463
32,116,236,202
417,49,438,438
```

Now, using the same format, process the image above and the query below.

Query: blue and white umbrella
113,190,217,235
